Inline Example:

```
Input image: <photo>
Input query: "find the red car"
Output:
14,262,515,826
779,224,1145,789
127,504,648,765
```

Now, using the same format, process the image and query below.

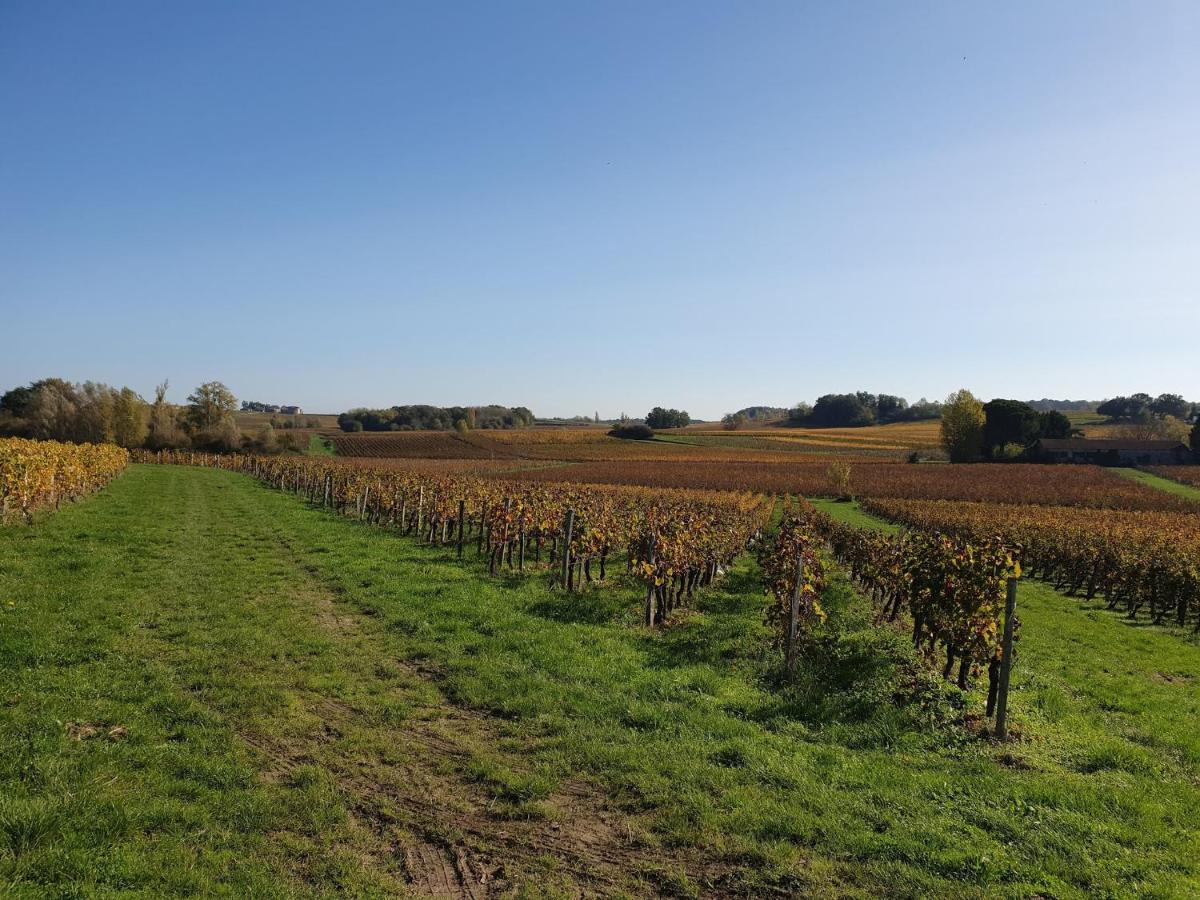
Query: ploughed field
327,420,945,463
3,463,1199,898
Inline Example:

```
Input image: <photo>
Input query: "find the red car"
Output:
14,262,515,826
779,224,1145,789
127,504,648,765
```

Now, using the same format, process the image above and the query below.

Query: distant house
1035,438,1191,466
280,406,302,416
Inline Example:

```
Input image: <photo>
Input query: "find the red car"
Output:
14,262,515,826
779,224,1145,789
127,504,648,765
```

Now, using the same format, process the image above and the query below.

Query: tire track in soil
255,526,741,897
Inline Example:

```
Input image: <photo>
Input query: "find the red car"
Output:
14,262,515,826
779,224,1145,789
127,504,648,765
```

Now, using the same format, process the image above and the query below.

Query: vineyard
330,431,524,460
5,444,1199,896
865,497,1200,632
329,428,847,463
499,458,1198,509
127,447,1200,653
134,450,774,618
765,501,1020,724
135,449,1034,716
0,437,128,524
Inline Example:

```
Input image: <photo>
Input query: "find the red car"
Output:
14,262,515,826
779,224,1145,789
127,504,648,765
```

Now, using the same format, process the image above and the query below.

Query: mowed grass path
1115,467,1200,503
1,466,1198,897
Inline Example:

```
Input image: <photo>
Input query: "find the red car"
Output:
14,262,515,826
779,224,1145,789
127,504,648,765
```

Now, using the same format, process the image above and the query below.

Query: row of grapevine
865,497,1200,633
764,502,1019,715
132,450,773,620
756,512,827,673
0,437,129,524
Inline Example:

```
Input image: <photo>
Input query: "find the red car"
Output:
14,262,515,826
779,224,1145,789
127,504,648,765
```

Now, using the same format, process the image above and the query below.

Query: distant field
331,431,524,459
328,428,874,463
671,420,943,457
499,459,1198,509
334,457,560,475
327,421,942,463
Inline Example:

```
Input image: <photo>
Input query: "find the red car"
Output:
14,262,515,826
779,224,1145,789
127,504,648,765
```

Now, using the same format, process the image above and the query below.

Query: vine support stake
456,499,465,558
995,577,1019,741
560,508,575,590
643,536,658,626
785,554,804,676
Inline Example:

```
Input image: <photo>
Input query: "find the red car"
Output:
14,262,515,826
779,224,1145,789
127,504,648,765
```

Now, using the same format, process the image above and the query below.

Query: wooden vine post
560,508,575,590
456,499,466,558
643,535,657,626
785,554,804,676
994,576,1019,740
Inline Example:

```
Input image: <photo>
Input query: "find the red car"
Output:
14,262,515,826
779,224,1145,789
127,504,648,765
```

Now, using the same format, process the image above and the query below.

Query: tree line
0,378,300,454
940,390,1200,462
713,394,943,430
337,404,535,433
787,393,943,428
1096,393,1197,423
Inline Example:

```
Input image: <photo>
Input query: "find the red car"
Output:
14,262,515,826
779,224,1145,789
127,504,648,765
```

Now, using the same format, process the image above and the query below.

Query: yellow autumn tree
941,389,985,462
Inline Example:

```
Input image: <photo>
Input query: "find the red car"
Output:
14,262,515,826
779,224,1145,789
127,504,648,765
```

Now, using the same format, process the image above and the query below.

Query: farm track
136,470,737,897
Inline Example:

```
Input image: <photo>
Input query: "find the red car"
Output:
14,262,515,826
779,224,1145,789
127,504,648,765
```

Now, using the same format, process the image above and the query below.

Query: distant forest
337,405,535,432
1024,399,1099,413
721,395,1193,430
787,393,944,428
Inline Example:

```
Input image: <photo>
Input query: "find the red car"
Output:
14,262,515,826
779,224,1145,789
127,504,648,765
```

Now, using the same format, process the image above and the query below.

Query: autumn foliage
0,437,129,524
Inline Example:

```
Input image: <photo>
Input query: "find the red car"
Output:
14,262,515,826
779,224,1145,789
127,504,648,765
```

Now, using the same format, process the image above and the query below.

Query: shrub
645,407,690,429
993,442,1027,461
609,424,655,441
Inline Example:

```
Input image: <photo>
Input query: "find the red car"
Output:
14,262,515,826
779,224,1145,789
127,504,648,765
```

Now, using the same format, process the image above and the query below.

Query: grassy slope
1,466,1198,897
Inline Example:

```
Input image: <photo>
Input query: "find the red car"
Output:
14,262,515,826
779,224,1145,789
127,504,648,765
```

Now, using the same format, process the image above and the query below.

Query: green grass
1114,467,1200,502
304,433,337,456
2,466,1198,897
806,498,901,534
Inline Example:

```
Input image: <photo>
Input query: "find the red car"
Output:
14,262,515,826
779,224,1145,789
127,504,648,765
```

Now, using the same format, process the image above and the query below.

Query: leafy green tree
982,399,1040,456
76,381,116,444
0,384,36,419
787,402,812,424
110,388,148,448
810,393,875,427
25,378,79,441
1152,393,1190,420
1192,420,1200,458
876,394,909,422
1037,410,1075,440
941,389,984,462
610,423,655,440
645,407,690,428
187,381,238,432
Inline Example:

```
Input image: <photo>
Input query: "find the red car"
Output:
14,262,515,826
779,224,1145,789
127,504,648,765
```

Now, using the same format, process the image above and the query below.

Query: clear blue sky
2,1,1197,419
